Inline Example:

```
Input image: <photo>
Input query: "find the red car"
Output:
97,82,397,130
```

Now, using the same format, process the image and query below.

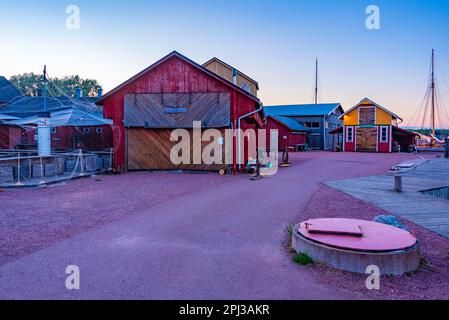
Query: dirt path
0,152,445,299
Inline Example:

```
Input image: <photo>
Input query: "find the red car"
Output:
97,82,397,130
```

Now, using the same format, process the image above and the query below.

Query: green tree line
9,73,102,98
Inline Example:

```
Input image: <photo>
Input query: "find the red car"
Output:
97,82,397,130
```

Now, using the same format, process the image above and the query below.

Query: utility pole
43,65,47,112
431,49,436,137
314,58,318,104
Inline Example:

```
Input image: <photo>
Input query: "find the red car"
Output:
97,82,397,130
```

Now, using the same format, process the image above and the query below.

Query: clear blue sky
1,0,448,126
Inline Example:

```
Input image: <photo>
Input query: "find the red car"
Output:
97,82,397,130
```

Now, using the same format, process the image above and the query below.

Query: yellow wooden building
203,57,259,96
336,98,416,152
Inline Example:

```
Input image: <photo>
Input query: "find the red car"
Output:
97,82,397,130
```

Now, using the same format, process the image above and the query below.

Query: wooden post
445,137,449,159
394,175,403,193
79,149,85,176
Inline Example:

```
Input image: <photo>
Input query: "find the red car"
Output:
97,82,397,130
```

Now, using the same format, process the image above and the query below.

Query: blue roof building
264,103,344,150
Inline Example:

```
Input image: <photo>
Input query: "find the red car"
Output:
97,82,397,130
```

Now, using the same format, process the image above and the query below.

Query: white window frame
50,127,57,134
82,128,90,134
380,126,388,143
96,127,103,134
346,127,354,143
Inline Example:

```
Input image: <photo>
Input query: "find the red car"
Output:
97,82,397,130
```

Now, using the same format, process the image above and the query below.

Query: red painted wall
100,55,262,171
377,126,391,153
344,126,356,152
344,126,392,153
0,125,112,151
0,125,26,149
264,118,307,150
51,125,113,150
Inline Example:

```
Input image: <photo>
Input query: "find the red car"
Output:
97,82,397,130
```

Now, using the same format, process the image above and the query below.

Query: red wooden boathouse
97,51,265,173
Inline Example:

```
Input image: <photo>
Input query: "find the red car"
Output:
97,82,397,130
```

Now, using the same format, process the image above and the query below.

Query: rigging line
435,83,449,128
45,73,95,106
309,65,316,103
420,51,434,129
411,55,433,127
45,75,108,124
435,59,449,97
420,77,432,129
421,95,430,129
46,77,97,111
435,73,449,119
410,88,428,127
318,69,323,103
421,107,428,130
434,91,442,130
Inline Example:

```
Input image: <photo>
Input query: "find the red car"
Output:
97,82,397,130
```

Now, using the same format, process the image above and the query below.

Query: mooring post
394,175,403,193
79,149,85,177
15,152,24,186
444,137,449,159
39,157,45,185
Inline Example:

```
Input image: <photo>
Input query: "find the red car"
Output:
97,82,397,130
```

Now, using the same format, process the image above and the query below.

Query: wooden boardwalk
326,158,449,238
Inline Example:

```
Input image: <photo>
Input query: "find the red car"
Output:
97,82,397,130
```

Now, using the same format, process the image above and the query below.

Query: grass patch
293,252,314,265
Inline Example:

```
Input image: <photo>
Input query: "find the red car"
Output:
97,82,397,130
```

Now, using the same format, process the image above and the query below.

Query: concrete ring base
292,225,420,276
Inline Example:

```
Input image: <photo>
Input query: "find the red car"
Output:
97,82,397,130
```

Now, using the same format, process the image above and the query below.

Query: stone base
292,225,420,276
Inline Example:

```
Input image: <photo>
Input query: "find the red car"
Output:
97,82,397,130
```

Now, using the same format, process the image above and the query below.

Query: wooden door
127,128,228,171
359,108,375,126
356,128,377,152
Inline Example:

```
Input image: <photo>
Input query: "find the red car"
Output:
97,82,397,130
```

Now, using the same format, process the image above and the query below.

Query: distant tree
9,73,41,97
9,73,102,97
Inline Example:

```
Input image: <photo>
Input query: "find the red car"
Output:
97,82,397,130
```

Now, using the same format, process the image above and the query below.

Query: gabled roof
269,115,309,132
264,103,343,117
340,98,403,122
202,57,259,90
0,76,21,103
98,51,261,104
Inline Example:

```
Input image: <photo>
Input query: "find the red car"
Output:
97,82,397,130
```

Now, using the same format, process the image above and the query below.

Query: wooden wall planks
127,128,229,171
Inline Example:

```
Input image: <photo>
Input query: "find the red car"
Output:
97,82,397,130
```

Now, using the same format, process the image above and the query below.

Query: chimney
75,88,83,99
232,69,237,85
97,87,103,98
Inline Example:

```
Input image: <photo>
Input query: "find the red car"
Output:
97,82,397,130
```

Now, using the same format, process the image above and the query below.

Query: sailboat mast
431,49,436,136
314,58,318,104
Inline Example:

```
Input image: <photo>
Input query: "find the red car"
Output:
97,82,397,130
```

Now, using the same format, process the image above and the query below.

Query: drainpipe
237,102,264,171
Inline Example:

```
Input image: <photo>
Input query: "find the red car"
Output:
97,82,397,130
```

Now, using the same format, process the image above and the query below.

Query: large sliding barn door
127,128,228,171
356,127,377,152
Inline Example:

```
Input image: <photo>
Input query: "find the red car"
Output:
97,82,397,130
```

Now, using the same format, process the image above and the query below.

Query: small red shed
264,116,308,151
97,51,264,173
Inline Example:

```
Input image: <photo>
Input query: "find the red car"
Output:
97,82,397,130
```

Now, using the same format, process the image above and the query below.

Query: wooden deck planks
326,159,449,238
